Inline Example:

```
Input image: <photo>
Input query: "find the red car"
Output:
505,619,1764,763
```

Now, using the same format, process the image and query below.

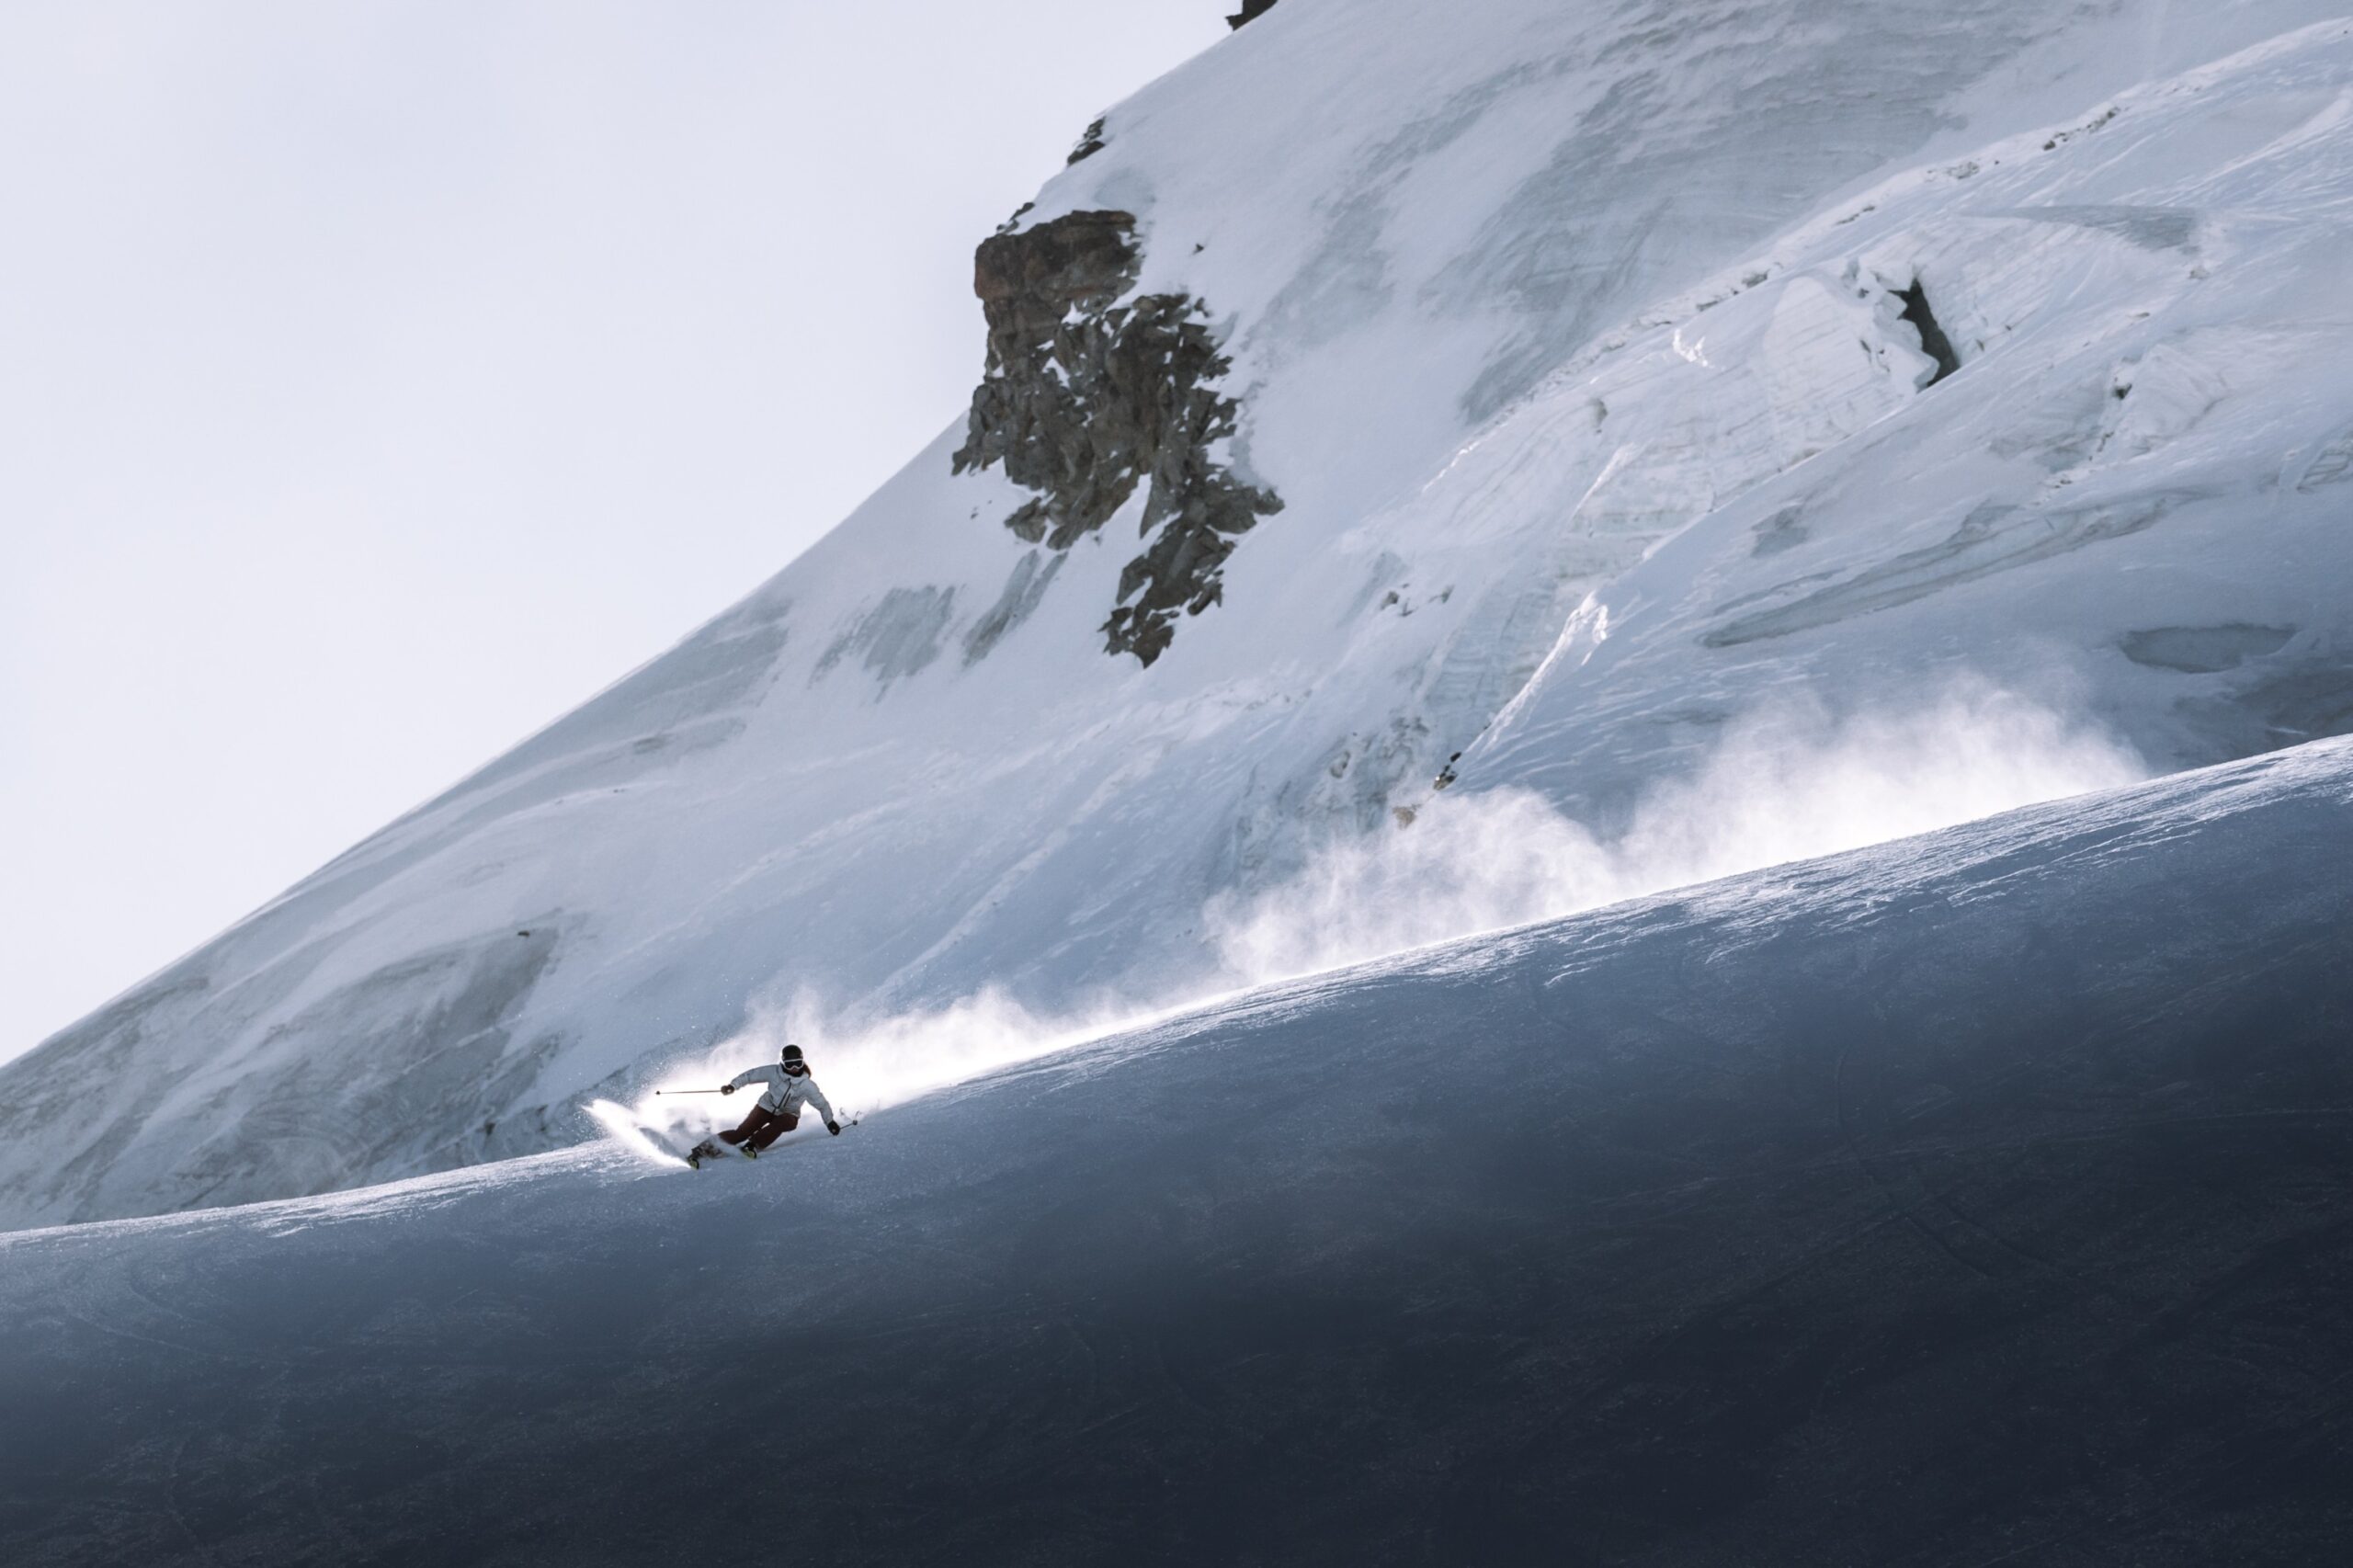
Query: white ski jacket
726,1063,839,1124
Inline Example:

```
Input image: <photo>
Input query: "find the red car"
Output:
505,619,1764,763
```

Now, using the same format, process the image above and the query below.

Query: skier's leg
746,1110,801,1153
718,1106,773,1147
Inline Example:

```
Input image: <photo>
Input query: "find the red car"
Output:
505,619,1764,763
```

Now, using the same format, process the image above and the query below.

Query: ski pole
654,1088,731,1096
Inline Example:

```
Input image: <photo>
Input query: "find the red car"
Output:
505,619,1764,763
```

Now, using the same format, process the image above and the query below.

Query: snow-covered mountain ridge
6,0,2352,1228
6,736,2349,1563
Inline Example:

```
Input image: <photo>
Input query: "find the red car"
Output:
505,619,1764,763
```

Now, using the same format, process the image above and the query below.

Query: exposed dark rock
1896,279,1961,384
1228,0,1280,28
1066,117,1108,165
956,210,1146,540
954,210,1281,666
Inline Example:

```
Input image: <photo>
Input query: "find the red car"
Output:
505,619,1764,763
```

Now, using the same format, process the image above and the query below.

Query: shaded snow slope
4,739,2350,1565
8,1,2353,1226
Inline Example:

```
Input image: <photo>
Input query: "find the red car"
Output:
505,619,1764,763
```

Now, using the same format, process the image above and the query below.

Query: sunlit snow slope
4,740,2349,1565
7,0,2353,1225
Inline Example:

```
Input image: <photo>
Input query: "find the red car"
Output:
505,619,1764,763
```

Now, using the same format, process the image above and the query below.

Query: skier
687,1043,841,1166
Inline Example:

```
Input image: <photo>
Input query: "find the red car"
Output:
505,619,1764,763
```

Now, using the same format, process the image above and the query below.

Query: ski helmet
781,1043,804,1065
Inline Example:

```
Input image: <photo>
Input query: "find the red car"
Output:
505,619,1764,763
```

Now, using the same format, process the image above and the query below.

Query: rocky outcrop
1895,279,1961,384
1228,0,1280,28
953,210,1281,665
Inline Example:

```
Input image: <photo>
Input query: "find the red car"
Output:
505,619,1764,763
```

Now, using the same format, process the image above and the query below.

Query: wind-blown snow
6,0,2353,1227
606,984,1211,1163
4,739,2349,1564
1209,679,2143,981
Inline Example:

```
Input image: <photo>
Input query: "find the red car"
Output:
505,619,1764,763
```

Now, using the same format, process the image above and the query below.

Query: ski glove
721,1085,735,1096
826,1120,842,1136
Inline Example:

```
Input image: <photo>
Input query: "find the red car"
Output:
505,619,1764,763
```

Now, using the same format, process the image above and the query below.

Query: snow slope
7,0,2353,1226
4,738,2349,1565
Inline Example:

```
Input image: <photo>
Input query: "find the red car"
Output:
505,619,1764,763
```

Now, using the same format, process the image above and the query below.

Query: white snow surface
7,0,2353,1226
3,737,2349,1562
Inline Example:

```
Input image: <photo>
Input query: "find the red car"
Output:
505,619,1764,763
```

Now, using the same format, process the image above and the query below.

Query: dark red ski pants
720,1103,800,1153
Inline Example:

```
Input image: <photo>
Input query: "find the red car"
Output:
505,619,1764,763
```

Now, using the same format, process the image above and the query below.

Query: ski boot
686,1140,720,1169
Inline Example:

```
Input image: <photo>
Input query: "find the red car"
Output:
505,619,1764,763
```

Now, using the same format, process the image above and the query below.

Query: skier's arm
804,1080,841,1132
723,1066,768,1095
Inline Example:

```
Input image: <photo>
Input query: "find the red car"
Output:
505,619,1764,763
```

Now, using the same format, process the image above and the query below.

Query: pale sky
0,2,1233,1063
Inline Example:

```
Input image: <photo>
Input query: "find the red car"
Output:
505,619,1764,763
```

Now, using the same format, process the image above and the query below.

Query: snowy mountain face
5,740,2350,1564
7,0,2353,1228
